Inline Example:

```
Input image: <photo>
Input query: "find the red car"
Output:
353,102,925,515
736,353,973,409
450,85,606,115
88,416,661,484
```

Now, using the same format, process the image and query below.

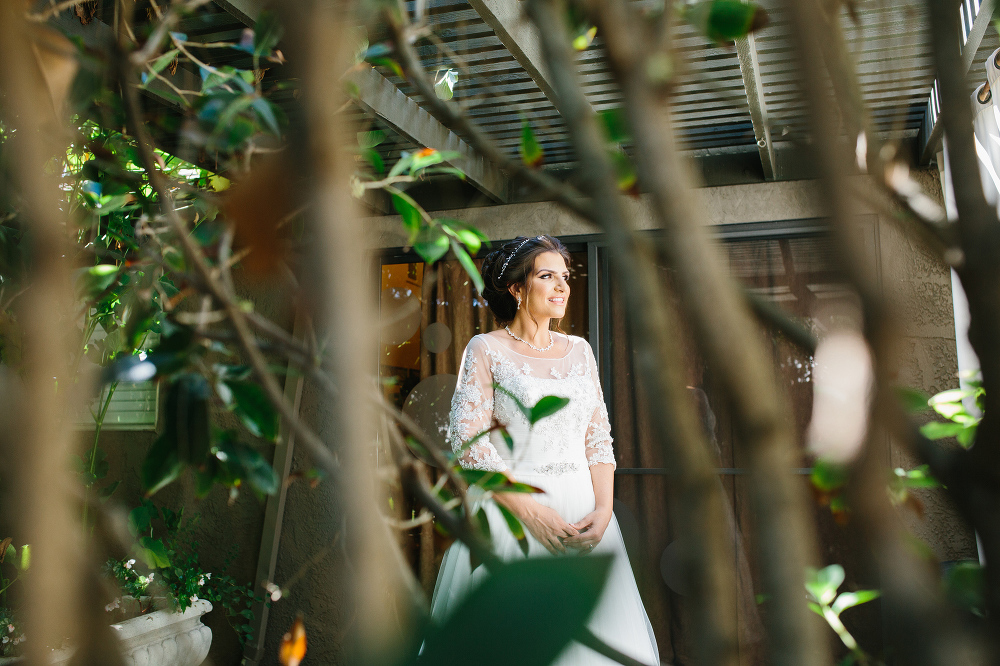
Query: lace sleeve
447,337,508,472
584,342,616,468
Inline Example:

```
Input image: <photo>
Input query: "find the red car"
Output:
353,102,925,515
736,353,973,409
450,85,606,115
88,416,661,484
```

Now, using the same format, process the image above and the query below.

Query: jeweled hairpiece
499,236,543,278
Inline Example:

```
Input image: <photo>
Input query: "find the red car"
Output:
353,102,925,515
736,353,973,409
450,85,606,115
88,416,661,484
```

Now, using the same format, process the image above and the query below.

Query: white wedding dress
428,332,660,665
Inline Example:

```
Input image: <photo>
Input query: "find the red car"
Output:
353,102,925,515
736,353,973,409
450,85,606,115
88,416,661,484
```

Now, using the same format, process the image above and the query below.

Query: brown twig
525,2,739,664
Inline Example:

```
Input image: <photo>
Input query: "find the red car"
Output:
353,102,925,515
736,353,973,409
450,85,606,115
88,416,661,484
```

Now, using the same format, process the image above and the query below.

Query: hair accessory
499,237,533,278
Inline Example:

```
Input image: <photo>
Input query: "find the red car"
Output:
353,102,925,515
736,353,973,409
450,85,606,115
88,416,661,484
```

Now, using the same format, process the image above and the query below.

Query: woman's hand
563,507,613,553
518,502,579,554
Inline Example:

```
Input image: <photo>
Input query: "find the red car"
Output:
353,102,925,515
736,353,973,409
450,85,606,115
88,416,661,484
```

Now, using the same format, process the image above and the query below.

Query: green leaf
894,386,931,413
928,388,977,405
810,458,849,492
138,536,171,569
392,192,423,242
414,226,450,265
225,380,279,441
416,556,612,666
609,148,638,195
78,264,120,297
807,601,824,617
452,241,484,294
944,562,985,617
520,120,544,167
682,0,768,44
957,424,978,448
831,589,880,615
805,564,844,606
147,48,180,78
929,400,967,420
598,108,630,143
99,480,121,500
214,435,280,495
361,148,385,175
251,97,281,136
368,56,404,79
18,544,30,572
253,10,284,56
141,432,185,497
497,503,530,557
919,420,966,440
476,507,492,544
529,395,570,425
358,130,386,149
5,543,16,565
127,504,154,536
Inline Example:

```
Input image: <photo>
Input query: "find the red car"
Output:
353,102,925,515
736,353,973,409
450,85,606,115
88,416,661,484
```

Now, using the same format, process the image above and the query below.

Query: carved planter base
4,599,214,666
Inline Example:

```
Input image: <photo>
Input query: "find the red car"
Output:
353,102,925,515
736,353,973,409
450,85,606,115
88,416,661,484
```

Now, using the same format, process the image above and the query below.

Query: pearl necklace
505,326,554,352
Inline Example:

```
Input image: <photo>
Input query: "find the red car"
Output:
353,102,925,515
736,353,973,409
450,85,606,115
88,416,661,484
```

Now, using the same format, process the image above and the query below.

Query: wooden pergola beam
467,0,560,109
349,66,510,202
735,29,777,180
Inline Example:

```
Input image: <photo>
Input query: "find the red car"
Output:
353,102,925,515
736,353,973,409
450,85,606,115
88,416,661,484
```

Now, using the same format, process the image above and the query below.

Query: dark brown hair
480,235,571,326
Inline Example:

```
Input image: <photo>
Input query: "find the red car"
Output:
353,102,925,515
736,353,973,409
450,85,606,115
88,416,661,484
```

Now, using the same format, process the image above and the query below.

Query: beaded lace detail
446,333,616,473
534,462,581,475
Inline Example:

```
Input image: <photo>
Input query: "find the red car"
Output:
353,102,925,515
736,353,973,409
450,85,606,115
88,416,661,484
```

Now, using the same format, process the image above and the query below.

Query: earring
516,295,522,309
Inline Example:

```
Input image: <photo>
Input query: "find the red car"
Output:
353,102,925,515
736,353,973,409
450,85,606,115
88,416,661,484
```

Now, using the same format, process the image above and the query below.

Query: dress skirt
429,466,660,666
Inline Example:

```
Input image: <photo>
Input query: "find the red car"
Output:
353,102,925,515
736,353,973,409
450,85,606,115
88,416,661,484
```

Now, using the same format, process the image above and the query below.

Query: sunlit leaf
452,241,484,294
434,68,459,100
919,420,965,440
805,564,844,606
831,589,880,615
520,120,544,168
572,25,598,51
358,129,386,149
18,544,30,572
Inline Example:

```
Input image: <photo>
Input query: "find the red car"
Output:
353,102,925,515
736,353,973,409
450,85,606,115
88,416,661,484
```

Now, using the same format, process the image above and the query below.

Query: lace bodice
446,332,616,475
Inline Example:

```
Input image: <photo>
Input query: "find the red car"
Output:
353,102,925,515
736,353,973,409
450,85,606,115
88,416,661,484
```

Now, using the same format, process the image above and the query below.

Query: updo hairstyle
480,235,571,326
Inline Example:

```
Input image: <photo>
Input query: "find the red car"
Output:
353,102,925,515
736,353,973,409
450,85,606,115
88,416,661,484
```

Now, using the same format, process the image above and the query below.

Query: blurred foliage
680,0,769,45
0,539,30,657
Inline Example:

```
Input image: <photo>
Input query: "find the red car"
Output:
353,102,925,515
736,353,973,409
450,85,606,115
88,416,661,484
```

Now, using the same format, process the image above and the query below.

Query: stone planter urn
1,599,213,666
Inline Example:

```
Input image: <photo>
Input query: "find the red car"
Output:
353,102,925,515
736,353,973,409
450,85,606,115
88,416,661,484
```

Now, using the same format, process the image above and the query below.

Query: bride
428,235,660,665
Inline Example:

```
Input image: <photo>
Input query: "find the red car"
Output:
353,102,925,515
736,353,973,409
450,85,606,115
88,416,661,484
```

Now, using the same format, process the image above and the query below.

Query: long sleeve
584,343,616,468
447,337,508,472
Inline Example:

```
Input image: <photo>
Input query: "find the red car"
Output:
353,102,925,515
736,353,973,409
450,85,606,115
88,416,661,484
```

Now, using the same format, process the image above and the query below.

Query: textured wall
875,191,978,562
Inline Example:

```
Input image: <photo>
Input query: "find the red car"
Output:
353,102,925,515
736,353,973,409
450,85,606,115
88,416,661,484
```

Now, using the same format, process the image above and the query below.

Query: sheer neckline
482,330,577,360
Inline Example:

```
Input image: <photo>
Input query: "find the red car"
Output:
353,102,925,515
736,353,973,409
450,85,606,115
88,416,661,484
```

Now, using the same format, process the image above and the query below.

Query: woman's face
515,251,570,320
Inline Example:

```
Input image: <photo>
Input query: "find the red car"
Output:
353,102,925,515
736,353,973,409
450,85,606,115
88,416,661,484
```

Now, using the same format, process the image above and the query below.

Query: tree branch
525,2,739,664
